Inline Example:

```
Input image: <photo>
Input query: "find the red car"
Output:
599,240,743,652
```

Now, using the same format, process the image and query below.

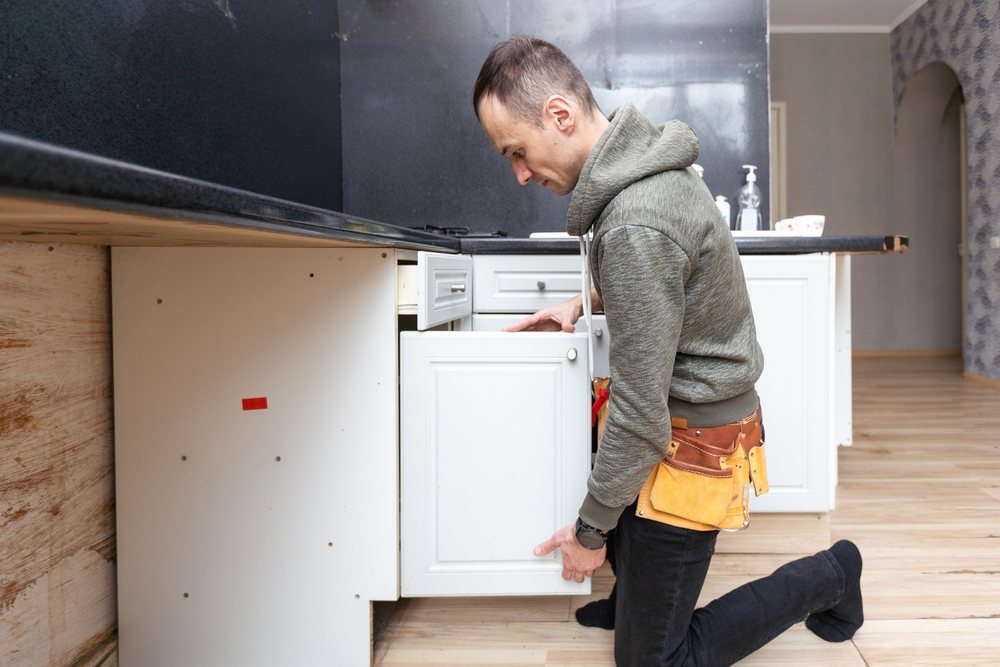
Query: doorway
893,63,966,358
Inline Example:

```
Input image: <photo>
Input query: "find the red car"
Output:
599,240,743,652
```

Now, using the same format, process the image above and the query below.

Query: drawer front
472,255,584,313
398,252,472,330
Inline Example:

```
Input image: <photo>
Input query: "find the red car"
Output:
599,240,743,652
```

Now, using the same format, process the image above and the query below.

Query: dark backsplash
339,0,770,237
0,0,344,211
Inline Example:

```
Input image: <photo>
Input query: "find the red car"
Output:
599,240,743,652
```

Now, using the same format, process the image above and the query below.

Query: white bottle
736,165,762,232
715,195,730,227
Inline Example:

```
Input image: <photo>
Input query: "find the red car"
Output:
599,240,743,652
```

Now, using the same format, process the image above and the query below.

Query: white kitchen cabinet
740,253,840,512
113,247,592,666
399,331,591,596
113,247,399,667
110,246,849,665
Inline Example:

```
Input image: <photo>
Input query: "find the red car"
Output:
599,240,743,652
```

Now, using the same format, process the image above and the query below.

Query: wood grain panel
0,241,116,665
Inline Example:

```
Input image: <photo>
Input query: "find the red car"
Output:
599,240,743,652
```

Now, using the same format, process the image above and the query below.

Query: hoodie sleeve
577,223,691,532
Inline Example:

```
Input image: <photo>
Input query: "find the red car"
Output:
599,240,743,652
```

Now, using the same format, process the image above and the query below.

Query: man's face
477,94,582,197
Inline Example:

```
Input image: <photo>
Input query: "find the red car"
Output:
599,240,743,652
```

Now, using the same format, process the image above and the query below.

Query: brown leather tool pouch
636,407,768,532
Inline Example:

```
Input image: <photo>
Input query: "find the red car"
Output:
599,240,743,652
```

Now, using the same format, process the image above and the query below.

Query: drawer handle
567,347,578,361
594,327,603,338
450,283,466,293
537,280,546,291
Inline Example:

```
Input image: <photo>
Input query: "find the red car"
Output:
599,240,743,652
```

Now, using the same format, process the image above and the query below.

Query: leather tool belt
635,407,769,532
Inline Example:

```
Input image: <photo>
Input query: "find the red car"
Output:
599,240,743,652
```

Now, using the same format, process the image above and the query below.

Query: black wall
339,0,770,237
1,0,344,210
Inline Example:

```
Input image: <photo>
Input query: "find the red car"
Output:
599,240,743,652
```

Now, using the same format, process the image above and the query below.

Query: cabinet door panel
400,331,591,596
741,254,832,512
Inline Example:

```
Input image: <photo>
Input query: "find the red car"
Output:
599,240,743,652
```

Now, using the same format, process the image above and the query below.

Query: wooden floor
373,356,1000,666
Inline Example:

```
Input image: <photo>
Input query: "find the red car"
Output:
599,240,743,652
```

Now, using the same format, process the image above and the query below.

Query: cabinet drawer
472,255,583,313
398,251,472,330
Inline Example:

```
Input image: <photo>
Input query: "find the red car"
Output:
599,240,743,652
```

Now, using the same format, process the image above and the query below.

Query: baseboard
964,371,1000,389
852,349,961,358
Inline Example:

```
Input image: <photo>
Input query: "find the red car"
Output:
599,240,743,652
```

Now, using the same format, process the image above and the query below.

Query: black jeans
611,501,845,666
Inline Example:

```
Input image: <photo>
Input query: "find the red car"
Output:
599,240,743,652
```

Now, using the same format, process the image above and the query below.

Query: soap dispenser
736,165,763,231
715,195,730,227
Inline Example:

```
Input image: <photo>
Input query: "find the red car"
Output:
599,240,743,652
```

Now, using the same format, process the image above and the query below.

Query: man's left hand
534,523,606,583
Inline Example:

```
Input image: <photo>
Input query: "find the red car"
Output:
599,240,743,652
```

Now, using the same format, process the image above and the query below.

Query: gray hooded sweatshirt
568,104,764,531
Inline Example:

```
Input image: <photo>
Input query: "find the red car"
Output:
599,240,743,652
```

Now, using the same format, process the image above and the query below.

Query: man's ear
544,95,575,132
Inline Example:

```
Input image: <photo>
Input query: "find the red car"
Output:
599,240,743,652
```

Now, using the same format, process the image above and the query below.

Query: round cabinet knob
594,327,603,338
537,280,546,291
567,348,578,361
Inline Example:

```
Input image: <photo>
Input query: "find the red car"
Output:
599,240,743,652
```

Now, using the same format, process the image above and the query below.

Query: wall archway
892,62,965,354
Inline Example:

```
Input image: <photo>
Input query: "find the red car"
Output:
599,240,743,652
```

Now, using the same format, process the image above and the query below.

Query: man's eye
512,150,525,159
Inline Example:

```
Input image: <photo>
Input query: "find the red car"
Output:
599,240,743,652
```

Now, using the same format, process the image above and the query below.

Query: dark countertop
0,131,459,252
460,235,909,255
1,130,907,255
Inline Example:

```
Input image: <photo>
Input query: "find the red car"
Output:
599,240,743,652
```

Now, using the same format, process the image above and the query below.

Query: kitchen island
1,131,906,666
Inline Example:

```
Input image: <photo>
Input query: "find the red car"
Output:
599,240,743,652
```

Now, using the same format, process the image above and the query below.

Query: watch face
576,527,605,549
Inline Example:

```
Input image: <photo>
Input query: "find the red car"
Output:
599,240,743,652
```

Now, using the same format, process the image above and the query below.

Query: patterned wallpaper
892,0,1000,381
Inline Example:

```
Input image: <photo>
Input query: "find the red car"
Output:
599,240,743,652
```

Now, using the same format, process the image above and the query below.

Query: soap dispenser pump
736,165,763,231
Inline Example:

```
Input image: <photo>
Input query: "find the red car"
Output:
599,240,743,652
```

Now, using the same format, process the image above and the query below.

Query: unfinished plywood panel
0,241,116,665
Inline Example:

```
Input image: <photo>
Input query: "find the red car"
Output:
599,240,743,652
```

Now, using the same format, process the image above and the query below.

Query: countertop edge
0,131,459,252
460,235,910,255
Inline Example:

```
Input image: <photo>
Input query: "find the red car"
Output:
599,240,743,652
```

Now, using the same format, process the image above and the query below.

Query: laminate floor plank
375,357,1000,666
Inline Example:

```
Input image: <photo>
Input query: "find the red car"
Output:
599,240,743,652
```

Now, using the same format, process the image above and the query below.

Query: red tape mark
242,397,268,411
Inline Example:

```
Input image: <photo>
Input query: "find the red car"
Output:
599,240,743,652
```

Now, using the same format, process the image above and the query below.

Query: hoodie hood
566,104,700,237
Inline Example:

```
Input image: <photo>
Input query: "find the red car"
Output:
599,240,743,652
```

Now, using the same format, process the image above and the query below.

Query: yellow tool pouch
635,407,769,532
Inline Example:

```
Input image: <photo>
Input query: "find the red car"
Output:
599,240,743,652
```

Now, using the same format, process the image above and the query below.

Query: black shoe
575,584,616,630
806,540,864,642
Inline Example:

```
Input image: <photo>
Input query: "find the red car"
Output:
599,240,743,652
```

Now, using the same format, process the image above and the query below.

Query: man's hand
502,295,583,332
534,523,606,583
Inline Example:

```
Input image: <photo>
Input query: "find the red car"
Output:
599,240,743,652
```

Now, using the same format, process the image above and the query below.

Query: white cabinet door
400,331,591,596
741,254,833,512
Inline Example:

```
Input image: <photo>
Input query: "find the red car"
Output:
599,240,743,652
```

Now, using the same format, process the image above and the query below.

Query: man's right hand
502,295,583,332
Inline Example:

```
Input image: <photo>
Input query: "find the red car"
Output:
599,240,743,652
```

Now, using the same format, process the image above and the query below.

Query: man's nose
512,161,533,186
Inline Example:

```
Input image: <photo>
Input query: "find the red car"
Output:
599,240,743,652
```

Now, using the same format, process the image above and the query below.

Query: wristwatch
575,517,609,550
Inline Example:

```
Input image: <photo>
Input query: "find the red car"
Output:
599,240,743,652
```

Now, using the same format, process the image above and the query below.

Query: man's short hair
473,35,600,126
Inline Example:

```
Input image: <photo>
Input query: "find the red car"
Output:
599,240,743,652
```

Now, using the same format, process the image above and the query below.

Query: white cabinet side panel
112,247,397,667
400,331,591,596
835,254,853,448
